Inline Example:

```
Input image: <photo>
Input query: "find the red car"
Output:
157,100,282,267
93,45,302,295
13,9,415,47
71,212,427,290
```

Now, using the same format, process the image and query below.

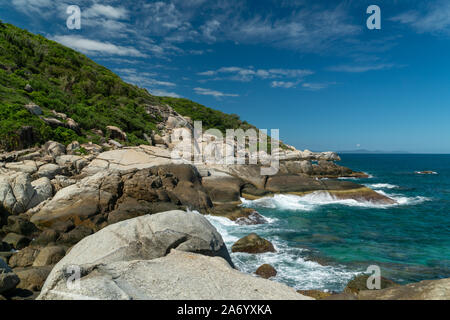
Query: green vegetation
158,97,256,133
0,21,160,150
0,21,285,152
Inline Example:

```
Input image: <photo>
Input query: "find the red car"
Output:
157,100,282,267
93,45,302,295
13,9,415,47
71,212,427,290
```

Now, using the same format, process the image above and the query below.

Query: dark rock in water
255,264,277,279
265,175,323,193
211,204,267,225
235,210,268,225
344,274,399,294
415,171,437,175
8,247,40,268
297,289,333,300
232,233,276,254
2,233,30,250
303,253,337,266
14,265,53,291
257,175,395,204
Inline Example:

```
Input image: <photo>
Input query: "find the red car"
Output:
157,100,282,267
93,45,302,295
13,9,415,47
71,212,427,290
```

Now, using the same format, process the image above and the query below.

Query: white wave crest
374,190,430,205
204,216,360,291
366,183,399,189
241,186,431,211
241,192,397,211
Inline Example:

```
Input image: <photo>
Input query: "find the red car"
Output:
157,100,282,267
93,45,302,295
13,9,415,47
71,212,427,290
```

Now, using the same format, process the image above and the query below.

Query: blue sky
1,0,450,153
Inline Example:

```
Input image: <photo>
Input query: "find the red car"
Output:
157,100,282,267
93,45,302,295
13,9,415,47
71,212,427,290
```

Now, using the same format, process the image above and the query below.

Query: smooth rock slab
83,148,173,174
40,210,231,268
38,250,310,300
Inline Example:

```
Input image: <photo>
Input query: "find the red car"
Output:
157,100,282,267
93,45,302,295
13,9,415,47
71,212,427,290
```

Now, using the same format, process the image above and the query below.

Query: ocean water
206,154,450,292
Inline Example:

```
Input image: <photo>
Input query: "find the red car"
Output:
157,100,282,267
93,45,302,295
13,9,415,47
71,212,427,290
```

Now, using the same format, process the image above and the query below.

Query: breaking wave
205,215,360,291
366,183,399,189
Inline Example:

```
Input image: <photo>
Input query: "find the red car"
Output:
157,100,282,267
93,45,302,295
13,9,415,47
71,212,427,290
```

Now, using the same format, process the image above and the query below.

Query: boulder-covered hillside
0,21,258,152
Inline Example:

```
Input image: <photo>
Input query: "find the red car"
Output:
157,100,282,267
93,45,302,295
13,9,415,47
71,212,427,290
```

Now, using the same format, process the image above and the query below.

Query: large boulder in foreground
232,233,276,254
38,211,310,300
357,278,450,300
39,250,308,300
39,210,231,269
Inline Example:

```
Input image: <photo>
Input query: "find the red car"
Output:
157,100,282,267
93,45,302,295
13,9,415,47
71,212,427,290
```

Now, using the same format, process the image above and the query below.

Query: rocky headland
2,119,447,300
1,21,448,300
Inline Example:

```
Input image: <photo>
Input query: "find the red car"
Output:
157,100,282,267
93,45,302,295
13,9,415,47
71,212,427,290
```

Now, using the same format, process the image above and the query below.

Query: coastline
2,136,449,299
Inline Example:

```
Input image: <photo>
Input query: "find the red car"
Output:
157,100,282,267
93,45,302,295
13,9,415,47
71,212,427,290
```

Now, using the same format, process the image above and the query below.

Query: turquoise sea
206,154,450,292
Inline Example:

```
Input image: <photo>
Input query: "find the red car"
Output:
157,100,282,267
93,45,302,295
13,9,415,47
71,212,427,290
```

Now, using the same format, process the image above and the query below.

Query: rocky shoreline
0,111,448,300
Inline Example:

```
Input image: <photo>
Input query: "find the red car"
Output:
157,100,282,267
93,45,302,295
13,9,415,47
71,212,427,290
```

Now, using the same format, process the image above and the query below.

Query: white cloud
302,82,334,91
116,68,176,87
52,35,147,57
150,89,181,98
198,66,313,82
328,63,395,73
133,1,361,54
115,68,180,98
11,0,53,15
84,4,128,20
391,1,450,34
194,87,239,97
140,1,187,35
271,81,298,88
201,19,221,41
221,4,360,52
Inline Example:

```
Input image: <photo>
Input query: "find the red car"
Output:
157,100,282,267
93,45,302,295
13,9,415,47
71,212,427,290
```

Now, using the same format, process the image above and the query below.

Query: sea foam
366,183,399,189
205,215,360,291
